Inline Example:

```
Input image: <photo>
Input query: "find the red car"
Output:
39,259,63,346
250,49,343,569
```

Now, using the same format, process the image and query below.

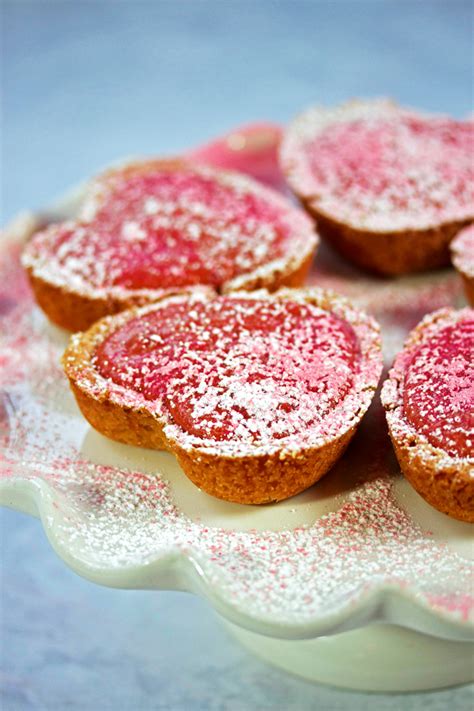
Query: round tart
382,308,474,522
62,288,382,504
22,160,318,331
451,225,474,305
280,99,474,275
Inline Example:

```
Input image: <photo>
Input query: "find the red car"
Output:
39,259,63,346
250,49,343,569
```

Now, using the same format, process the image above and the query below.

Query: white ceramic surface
226,622,474,692
1,191,473,691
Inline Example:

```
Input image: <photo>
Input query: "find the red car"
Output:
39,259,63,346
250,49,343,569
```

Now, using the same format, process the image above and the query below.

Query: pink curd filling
94,297,360,445
304,116,474,229
34,169,301,291
403,314,474,459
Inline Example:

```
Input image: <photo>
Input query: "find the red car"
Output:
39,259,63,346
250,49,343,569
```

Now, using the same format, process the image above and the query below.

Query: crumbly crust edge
62,288,383,502
279,98,473,275
21,158,319,330
451,227,474,305
381,308,474,522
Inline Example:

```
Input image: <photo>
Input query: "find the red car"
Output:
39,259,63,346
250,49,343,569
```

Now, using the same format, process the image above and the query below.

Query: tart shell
381,309,474,522
280,99,473,276
450,226,474,306
70,376,356,504
24,247,314,333
459,274,474,307
306,208,469,277
62,289,382,505
22,159,318,332
24,268,169,333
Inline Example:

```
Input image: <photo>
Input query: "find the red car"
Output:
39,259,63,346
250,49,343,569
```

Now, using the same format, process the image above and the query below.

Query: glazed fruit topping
94,296,360,447
403,314,474,459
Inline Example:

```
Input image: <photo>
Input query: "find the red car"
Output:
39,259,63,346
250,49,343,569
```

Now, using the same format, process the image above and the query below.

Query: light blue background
1,1,473,709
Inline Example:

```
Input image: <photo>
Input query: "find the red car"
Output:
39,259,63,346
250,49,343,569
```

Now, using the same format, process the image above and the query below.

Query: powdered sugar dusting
2,453,472,624
2,136,474,633
21,163,316,300
1,295,472,625
281,99,474,232
88,292,380,456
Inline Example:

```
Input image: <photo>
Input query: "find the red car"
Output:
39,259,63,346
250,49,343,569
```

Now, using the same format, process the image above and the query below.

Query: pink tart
382,308,474,521
280,99,474,275
22,159,318,331
451,224,474,305
62,288,382,504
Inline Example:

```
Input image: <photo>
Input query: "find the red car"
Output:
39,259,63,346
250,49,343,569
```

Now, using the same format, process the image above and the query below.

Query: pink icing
25,166,312,292
403,313,474,459
94,296,360,446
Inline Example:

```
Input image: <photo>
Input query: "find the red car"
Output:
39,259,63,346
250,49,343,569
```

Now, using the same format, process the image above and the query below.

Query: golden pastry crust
23,267,181,332
71,374,356,504
451,225,474,306
306,210,469,277
24,252,314,334
22,159,318,331
459,274,474,307
382,309,474,522
62,288,382,505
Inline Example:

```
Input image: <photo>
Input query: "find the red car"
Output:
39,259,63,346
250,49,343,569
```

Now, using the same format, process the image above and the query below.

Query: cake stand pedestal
226,622,474,692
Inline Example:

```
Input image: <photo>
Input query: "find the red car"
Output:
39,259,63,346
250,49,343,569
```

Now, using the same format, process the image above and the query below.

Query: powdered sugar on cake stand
1,126,473,663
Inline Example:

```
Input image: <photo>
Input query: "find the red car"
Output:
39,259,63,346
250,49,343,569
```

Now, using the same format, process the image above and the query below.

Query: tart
280,99,474,275
382,308,474,522
62,288,382,504
187,122,285,191
451,225,474,305
22,159,318,331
